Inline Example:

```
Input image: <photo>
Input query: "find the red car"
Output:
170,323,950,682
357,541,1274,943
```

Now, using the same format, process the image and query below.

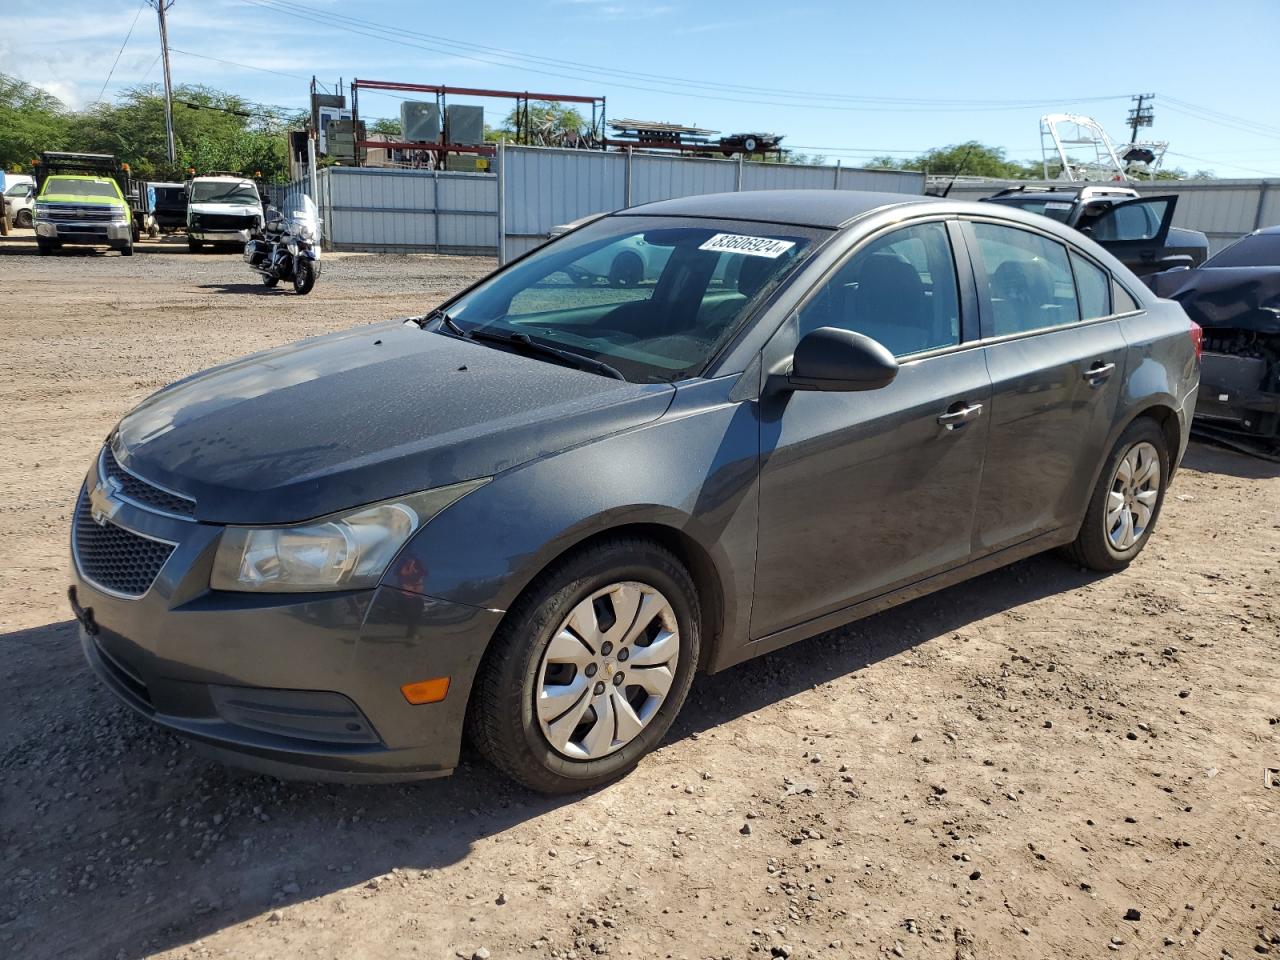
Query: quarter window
1113,282,1140,313
1070,252,1112,320
972,223,1080,336
796,222,961,357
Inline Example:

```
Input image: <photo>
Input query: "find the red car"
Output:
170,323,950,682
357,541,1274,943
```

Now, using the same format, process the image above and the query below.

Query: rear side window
796,221,961,357
972,223,1080,336
1070,252,1111,320
1113,282,1140,313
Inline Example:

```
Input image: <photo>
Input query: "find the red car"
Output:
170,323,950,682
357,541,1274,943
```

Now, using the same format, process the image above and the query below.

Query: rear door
1083,195,1178,275
963,219,1129,554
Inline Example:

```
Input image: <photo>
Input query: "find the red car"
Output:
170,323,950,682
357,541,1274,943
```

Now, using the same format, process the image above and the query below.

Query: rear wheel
1063,418,1169,571
467,539,700,793
260,273,278,288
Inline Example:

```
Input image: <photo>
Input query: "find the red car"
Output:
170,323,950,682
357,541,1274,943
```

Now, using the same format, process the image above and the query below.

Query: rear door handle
1083,361,1116,383
937,402,983,429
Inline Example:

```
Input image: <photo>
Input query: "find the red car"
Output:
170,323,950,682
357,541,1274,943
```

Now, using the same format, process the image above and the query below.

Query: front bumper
36,219,131,243
189,228,253,243
69,485,502,782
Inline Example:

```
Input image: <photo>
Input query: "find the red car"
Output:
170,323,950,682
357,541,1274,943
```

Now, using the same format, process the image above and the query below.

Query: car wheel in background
608,251,643,288
187,239,202,253
16,210,33,228
468,538,701,793
1062,417,1169,572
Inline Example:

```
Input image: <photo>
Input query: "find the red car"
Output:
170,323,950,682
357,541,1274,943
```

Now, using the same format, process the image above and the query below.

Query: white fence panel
742,162,836,191
630,154,739,204
837,167,927,194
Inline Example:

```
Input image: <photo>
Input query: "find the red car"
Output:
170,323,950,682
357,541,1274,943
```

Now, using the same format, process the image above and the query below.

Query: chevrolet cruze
69,190,1201,793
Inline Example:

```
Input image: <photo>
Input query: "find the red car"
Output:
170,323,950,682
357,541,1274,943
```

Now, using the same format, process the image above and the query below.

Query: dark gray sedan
69,190,1201,793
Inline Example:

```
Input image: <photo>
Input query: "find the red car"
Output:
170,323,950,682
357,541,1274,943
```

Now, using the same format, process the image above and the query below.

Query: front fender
382,376,761,661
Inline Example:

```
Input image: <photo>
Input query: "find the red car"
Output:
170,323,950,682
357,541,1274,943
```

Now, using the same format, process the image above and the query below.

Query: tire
120,243,133,257
261,273,279,288
292,258,319,295
467,538,701,793
15,210,32,228
37,239,57,255
1062,418,1169,572
188,239,202,253
608,251,643,288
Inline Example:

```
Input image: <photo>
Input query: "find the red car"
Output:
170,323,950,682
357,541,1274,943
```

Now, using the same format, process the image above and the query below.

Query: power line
170,47,320,86
235,0,1127,114
95,2,147,103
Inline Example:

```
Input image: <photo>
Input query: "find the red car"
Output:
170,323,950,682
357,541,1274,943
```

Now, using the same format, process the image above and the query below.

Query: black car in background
1146,226,1280,458
984,184,1209,277
150,182,188,233
69,190,1200,793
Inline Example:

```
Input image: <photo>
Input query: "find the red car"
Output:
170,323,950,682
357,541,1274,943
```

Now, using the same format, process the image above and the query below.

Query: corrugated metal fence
498,146,927,261
943,179,1280,254
278,146,925,256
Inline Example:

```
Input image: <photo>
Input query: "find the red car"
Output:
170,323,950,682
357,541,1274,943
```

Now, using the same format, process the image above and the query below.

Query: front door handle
1083,361,1116,383
937,402,983,429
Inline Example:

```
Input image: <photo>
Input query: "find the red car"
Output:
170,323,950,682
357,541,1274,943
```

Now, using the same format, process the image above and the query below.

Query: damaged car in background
1146,225,1280,460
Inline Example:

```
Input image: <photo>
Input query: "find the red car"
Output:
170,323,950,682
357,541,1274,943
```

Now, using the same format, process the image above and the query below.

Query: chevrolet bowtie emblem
89,475,124,527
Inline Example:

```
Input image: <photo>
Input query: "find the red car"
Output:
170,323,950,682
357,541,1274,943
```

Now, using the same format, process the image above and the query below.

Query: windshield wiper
468,329,626,381
418,307,468,337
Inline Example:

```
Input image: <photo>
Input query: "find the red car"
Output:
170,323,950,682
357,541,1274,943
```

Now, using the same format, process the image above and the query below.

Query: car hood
114,320,676,524
1146,265,1280,334
189,202,261,217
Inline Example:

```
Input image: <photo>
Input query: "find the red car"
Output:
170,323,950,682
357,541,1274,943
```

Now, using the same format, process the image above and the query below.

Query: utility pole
150,1,177,165
1127,93,1155,144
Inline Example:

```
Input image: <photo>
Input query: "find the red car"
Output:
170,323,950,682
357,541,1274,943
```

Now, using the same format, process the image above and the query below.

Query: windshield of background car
5,183,30,197
446,216,825,383
992,198,1073,223
1203,232,1280,268
190,182,260,205
41,178,119,200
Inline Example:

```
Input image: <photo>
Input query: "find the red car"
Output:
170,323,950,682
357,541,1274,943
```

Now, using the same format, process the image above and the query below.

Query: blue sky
6,0,1280,177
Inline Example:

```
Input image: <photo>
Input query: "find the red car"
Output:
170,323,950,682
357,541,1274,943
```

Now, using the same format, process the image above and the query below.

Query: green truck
33,152,137,256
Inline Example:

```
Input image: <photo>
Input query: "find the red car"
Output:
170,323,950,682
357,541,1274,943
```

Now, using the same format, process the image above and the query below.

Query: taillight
1189,321,1204,361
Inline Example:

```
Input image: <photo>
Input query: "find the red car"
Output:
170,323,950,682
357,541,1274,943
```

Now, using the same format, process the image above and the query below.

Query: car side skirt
711,526,1073,672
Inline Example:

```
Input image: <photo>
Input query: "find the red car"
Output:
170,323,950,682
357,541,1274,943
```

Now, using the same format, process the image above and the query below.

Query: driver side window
796,222,961,358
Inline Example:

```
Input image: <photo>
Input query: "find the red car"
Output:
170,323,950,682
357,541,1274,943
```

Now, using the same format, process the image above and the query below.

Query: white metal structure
1040,113,1168,182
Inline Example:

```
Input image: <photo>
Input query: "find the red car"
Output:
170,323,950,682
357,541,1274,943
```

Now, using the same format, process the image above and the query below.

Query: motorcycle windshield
287,194,319,236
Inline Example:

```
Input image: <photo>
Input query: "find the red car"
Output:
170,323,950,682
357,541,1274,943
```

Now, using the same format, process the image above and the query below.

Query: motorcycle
243,194,322,295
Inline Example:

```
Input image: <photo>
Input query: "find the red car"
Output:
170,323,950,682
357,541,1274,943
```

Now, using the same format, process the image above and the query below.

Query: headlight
34,202,51,218
286,240,299,255
296,223,316,241
210,480,487,592
110,207,129,221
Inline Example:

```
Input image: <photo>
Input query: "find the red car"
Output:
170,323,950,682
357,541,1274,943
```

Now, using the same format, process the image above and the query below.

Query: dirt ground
1,231,1277,960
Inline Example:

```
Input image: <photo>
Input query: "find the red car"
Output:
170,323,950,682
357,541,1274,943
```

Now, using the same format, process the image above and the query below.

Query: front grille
102,446,195,519
44,205,116,222
194,214,256,231
73,493,175,598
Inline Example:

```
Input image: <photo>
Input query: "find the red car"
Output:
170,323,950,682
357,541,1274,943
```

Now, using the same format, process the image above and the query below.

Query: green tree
0,73,72,171
869,141,1027,179
501,101,588,146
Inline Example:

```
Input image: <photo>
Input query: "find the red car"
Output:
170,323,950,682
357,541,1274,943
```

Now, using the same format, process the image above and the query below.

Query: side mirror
779,326,899,393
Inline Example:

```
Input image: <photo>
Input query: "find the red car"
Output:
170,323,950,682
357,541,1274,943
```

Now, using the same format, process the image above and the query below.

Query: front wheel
467,539,700,793
292,258,319,295
188,239,202,253
15,210,33,228
119,242,133,257
1062,418,1169,571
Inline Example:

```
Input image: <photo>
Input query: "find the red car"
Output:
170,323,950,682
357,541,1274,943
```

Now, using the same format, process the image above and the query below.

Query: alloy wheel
1106,440,1161,551
535,581,679,760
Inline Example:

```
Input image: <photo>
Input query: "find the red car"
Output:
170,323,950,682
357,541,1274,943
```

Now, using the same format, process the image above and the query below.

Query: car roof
1255,225,1280,236
621,189,937,228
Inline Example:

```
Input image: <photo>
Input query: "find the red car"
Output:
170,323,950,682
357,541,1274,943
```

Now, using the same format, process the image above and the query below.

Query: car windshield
190,182,259,205
992,197,1074,223
42,179,119,199
445,216,823,383
1203,232,1280,268
5,183,30,197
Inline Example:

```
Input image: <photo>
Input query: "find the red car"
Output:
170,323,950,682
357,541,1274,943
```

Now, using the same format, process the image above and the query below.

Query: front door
752,220,991,639
963,220,1129,553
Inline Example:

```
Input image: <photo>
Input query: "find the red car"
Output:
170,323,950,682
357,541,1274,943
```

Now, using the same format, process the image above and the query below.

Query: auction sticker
699,233,796,258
